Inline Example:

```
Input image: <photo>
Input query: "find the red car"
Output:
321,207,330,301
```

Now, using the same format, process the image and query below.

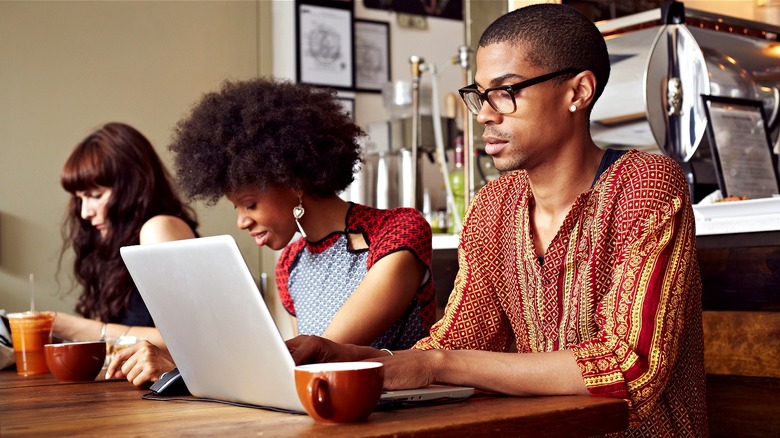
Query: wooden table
0,370,629,437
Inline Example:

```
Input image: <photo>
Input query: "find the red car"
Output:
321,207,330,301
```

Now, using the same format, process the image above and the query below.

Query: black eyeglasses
458,68,581,115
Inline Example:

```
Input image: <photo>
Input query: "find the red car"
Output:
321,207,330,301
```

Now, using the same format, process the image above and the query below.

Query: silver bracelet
380,348,394,356
99,323,107,341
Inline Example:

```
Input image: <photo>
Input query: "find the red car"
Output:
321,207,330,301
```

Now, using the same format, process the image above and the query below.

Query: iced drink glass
7,311,56,376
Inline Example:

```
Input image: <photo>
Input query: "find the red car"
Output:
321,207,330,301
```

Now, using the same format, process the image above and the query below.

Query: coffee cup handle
309,377,334,419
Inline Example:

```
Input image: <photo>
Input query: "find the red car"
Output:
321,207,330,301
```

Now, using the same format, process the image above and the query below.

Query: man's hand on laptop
105,341,176,388
376,349,438,390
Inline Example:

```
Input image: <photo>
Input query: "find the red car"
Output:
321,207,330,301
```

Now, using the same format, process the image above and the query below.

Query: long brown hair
60,122,198,322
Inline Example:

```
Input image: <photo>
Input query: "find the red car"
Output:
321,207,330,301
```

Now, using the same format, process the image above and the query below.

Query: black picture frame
701,94,780,199
363,0,463,20
337,96,355,121
295,1,354,90
353,19,390,93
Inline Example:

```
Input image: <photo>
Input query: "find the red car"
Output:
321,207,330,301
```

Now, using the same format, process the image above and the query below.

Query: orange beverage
7,311,56,376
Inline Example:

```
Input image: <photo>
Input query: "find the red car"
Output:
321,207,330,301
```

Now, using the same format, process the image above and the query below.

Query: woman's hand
286,335,437,390
105,341,175,387
286,335,380,365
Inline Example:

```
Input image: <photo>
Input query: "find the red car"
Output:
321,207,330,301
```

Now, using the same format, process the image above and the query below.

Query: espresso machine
591,1,780,202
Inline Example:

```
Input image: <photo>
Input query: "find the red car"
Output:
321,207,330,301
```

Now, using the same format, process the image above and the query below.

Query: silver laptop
120,235,473,413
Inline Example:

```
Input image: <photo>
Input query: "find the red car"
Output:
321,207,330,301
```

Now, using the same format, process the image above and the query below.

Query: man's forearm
432,349,589,396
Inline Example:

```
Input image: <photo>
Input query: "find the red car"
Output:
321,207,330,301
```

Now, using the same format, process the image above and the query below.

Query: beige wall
684,0,777,22
506,0,780,23
0,1,271,318
0,1,465,337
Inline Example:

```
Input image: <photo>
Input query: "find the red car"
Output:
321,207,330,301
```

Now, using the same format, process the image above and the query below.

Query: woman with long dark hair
53,122,198,347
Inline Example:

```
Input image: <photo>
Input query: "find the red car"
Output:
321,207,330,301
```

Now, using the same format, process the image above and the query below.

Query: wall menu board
702,95,780,199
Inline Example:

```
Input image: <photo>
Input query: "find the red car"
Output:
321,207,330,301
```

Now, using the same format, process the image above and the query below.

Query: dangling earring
293,196,307,239
569,104,577,113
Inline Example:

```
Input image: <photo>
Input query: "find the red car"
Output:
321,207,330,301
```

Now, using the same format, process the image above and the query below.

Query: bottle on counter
448,135,466,234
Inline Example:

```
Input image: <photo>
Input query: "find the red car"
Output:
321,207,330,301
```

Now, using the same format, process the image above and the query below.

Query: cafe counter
694,201,780,437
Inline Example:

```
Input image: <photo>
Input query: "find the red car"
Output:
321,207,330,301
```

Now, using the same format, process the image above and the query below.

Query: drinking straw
29,273,35,313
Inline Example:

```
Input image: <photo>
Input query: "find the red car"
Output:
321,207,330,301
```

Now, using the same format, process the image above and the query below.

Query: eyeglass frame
458,68,582,115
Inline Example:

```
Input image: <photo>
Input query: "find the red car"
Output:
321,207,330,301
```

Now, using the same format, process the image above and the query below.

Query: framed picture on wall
701,95,780,199
363,0,462,20
296,1,354,90
354,19,390,93
337,96,355,120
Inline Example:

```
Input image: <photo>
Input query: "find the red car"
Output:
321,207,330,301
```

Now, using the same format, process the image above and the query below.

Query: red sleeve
568,156,702,422
364,207,433,271
275,238,306,316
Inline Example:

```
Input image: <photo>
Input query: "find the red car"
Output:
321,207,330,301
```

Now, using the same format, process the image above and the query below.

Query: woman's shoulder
139,215,197,244
350,203,429,233
348,203,431,263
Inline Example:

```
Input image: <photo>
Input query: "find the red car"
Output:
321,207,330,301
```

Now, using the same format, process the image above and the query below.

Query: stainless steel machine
591,1,780,201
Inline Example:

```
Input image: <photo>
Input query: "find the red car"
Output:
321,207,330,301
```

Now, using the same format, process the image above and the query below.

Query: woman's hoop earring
293,197,307,239
569,104,577,113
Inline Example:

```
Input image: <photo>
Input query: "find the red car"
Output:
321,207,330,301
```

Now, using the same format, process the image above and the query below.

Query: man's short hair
478,4,610,103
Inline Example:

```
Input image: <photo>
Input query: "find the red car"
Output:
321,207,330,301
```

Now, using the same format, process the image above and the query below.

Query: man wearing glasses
289,4,706,436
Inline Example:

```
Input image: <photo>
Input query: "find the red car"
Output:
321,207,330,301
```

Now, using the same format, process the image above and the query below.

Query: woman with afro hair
107,78,436,386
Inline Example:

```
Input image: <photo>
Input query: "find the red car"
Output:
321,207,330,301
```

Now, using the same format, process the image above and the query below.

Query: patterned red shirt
277,203,436,349
414,150,707,436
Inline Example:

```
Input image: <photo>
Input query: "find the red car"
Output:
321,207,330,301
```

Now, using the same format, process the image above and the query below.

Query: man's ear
569,70,597,110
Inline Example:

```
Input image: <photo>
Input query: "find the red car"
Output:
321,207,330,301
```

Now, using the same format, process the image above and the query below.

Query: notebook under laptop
120,234,473,413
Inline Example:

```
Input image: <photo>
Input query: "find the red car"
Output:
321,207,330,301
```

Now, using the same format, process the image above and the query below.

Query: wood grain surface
0,370,628,437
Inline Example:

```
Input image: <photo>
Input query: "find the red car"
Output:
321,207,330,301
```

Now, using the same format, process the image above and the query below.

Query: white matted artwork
296,2,353,90
354,19,390,93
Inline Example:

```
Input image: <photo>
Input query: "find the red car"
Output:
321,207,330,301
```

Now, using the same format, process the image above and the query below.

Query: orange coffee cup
7,311,56,376
294,362,384,424
45,341,107,382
